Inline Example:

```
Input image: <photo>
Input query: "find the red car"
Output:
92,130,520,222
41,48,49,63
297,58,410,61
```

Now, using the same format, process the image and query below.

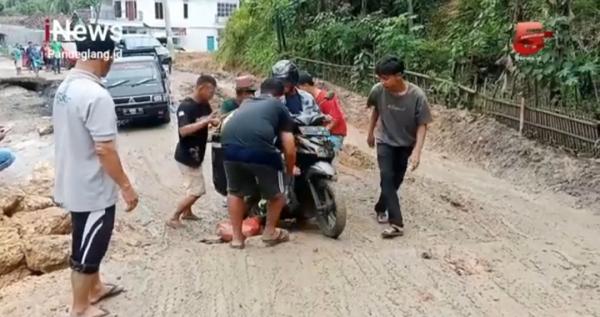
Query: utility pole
163,0,175,56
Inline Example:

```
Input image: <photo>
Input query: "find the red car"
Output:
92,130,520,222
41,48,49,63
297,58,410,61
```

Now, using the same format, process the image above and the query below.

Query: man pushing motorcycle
220,78,297,249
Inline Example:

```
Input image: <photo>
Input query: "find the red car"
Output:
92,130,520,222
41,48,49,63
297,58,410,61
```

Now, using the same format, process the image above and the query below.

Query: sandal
262,228,290,247
71,307,111,317
381,225,404,239
377,212,389,224
166,219,185,229
230,239,246,249
181,213,201,221
90,283,125,305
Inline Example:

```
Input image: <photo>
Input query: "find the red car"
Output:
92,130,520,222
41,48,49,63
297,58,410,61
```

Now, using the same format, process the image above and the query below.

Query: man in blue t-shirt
271,60,320,116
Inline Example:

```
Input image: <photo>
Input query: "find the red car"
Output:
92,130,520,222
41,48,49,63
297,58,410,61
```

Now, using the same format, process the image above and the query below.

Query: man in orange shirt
297,71,347,153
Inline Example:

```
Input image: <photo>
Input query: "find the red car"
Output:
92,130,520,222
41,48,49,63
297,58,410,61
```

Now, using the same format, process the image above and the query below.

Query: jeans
374,143,412,227
0,148,16,171
53,58,61,73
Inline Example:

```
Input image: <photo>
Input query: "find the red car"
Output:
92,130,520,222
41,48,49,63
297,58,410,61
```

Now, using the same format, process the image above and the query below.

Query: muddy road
1,64,599,317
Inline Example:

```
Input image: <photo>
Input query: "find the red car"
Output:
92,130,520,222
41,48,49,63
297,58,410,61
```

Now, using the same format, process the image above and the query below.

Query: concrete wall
184,27,220,52
137,0,239,52
0,25,44,46
138,0,238,29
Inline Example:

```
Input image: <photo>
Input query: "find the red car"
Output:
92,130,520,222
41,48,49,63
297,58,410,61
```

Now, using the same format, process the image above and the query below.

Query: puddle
1,135,53,186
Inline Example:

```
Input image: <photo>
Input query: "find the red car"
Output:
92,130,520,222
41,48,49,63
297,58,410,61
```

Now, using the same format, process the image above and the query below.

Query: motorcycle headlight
153,94,164,102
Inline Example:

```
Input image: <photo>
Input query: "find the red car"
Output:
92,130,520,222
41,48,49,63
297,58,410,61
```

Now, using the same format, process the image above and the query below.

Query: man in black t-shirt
167,75,219,229
221,78,297,249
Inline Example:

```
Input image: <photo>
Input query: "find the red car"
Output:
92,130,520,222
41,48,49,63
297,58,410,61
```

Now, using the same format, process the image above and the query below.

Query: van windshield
106,61,158,81
125,37,162,49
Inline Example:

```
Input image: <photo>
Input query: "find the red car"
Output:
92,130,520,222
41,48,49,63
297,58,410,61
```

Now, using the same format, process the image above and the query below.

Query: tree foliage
0,0,98,15
218,0,599,113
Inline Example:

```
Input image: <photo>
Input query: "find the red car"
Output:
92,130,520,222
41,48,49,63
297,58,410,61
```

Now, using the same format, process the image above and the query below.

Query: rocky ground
0,55,598,317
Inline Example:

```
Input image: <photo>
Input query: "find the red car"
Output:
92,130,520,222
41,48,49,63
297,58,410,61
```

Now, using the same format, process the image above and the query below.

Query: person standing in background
11,44,23,75
51,40,63,74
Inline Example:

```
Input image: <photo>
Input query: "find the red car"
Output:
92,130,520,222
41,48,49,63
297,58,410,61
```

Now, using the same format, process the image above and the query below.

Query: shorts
224,161,285,200
178,163,206,197
70,206,116,274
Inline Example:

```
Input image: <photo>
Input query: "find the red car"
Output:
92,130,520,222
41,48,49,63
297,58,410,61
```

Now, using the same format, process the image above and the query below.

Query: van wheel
161,115,171,124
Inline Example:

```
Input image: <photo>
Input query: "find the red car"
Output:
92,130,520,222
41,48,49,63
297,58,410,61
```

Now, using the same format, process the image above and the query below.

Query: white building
95,0,240,52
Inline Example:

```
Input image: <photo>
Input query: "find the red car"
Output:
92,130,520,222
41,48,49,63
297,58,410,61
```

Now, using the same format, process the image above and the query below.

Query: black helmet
271,60,299,85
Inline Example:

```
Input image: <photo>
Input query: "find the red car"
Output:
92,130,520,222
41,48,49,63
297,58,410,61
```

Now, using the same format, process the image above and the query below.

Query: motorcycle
210,112,347,239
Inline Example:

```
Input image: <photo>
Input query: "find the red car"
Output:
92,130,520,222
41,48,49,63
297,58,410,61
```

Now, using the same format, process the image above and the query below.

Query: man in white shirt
53,25,139,317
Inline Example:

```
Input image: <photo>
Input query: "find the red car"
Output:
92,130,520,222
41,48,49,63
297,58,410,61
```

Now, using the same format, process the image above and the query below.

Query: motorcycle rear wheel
314,179,346,239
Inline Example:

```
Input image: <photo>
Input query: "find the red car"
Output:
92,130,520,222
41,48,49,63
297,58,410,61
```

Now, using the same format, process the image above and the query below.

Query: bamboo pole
482,78,488,112
519,96,526,136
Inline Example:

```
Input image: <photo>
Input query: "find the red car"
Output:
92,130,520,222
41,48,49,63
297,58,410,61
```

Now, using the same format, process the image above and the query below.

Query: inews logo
512,22,554,56
44,19,123,43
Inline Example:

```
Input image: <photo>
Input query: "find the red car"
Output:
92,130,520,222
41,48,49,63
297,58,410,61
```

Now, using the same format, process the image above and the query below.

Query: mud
0,55,599,317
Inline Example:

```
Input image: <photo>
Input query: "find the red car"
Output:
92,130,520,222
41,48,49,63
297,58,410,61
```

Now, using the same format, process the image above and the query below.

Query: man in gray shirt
53,26,138,317
366,55,433,239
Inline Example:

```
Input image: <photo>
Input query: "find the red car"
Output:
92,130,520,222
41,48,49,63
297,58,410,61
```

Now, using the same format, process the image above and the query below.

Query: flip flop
381,225,404,239
71,307,111,317
181,214,201,221
262,228,290,247
90,283,125,305
230,240,245,249
166,219,185,229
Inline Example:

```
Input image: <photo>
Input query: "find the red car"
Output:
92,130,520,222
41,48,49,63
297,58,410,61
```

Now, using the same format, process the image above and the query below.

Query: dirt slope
0,58,599,316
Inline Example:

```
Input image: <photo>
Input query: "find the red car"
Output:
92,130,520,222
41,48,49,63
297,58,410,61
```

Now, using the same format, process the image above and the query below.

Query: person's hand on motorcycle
208,112,221,127
367,133,375,148
293,166,301,176
209,117,221,127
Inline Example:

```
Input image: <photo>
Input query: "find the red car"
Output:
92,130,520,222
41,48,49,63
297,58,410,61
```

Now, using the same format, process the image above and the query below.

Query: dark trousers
374,143,412,227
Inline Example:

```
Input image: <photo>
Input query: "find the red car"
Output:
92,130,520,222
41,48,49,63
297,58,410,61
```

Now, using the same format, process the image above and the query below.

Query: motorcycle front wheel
314,179,347,239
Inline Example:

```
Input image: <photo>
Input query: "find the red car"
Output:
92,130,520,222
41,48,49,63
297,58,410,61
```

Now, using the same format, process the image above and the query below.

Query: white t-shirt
53,69,119,212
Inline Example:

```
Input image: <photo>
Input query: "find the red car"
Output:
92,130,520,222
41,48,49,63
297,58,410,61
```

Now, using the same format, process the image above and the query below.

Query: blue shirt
284,88,321,116
285,92,303,114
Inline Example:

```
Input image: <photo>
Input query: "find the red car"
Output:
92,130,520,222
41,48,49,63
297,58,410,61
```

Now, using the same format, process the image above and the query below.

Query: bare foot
166,219,185,229
70,305,110,317
89,283,125,304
